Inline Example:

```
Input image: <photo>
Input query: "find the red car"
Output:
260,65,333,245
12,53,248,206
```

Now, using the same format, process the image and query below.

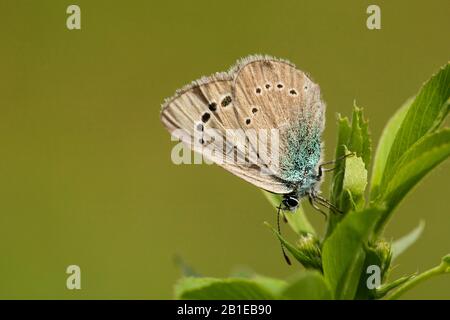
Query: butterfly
160,55,345,263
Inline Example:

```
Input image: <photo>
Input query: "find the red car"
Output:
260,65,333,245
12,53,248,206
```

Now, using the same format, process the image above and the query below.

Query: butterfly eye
208,102,217,111
289,89,298,96
285,197,298,208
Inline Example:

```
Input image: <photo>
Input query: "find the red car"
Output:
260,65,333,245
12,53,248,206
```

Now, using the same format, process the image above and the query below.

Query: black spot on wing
202,112,211,123
221,96,232,107
208,102,217,111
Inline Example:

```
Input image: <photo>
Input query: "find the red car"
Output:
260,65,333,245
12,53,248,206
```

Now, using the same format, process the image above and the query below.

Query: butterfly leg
317,152,355,178
313,194,343,214
308,195,328,220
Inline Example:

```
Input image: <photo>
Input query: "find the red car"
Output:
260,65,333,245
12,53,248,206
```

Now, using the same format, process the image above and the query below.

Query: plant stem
387,260,450,300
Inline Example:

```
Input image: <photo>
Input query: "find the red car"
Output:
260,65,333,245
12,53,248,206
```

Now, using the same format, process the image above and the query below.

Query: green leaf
349,104,372,169
282,271,332,300
322,207,382,299
387,254,450,299
339,189,357,213
374,274,416,299
327,107,371,236
342,153,368,211
370,99,411,200
375,129,450,234
265,222,322,270
343,154,368,196
392,220,425,261
330,107,371,207
175,276,286,300
381,63,450,192
329,114,352,210
262,191,315,235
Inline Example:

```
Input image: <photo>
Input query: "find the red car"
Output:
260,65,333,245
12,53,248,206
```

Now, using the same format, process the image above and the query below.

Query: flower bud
295,233,322,271
372,239,392,275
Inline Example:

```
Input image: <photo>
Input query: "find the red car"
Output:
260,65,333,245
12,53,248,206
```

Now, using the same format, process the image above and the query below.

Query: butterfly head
282,168,323,211
282,195,299,211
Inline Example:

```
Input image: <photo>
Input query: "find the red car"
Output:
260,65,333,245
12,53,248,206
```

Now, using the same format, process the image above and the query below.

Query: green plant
174,62,450,300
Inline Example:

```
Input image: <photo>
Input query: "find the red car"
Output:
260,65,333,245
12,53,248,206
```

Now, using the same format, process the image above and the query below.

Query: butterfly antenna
277,204,291,265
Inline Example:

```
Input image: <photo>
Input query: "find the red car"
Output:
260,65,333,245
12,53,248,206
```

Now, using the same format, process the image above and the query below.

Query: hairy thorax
279,121,322,198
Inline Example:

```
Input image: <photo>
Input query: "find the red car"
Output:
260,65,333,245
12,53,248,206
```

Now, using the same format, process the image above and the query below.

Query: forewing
161,73,291,194
231,55,326,172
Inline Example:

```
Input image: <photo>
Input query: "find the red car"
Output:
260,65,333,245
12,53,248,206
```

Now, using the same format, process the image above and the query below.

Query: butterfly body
161,55,327,210
279,121,322,197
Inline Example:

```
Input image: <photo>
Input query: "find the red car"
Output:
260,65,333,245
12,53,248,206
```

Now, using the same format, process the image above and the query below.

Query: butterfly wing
231,55,326,182
160,72,292,194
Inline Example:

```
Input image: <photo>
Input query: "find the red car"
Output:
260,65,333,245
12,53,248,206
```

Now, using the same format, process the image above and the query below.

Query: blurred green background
0,0,449,299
